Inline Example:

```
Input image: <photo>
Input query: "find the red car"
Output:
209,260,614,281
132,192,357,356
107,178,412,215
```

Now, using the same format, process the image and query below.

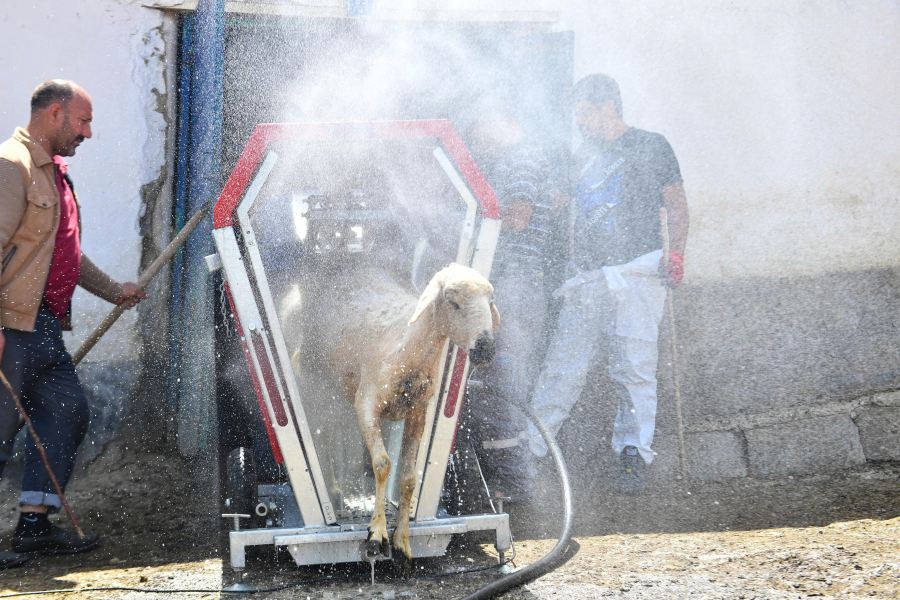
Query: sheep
303,262,499,560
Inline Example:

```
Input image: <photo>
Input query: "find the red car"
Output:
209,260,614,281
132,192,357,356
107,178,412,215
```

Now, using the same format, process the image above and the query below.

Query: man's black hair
572,74,622,116
30,80,75,114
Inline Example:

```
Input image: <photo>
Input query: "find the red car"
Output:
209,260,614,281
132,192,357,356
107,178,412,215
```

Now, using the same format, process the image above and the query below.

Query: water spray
72,202,211,365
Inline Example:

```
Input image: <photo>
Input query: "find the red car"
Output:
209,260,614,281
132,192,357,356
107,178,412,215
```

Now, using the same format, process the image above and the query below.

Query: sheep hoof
364,538,384,559
366,529,390,558
392,549,414,575
393,532,413,561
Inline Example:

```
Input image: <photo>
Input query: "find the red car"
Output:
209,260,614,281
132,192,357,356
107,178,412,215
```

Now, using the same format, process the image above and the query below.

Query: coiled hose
459,404,575,600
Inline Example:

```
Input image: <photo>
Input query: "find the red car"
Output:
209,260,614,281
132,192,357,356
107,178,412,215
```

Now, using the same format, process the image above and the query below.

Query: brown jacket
0,127,122,332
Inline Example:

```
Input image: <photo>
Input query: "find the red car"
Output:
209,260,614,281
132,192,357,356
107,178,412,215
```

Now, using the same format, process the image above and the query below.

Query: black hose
459,404,575,600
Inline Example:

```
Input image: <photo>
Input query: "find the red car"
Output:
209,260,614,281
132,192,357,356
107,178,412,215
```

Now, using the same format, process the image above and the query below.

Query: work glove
659,251,684,288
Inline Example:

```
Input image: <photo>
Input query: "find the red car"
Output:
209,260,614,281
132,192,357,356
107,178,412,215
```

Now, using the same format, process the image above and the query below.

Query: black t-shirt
571,127,682,268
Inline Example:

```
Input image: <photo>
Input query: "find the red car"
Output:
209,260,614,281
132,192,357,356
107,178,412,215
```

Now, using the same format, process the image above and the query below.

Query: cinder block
685,430,747,481
745,415,865,476
645,433,681,481
870,390,900,407
856,406,900,461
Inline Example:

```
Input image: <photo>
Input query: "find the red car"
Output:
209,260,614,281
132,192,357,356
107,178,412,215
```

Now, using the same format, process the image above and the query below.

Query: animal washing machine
207,120,510,576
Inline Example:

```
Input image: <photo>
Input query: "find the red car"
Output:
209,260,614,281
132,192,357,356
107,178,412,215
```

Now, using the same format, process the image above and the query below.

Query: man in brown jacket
0,80,145,567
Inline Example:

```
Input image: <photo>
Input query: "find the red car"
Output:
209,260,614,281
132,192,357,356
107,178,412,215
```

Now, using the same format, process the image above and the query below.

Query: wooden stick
72,203,211,365
660,207,688,479
0,368,85,538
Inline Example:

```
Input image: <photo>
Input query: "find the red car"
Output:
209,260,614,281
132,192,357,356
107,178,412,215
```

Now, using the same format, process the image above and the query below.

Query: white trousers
526,251,666,464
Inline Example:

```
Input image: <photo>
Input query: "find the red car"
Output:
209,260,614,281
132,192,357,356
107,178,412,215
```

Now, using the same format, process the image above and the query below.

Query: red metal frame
224,288,284,464
213,120,500,229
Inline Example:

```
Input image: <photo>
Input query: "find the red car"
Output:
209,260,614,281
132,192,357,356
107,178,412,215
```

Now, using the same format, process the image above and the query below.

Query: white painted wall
0,0,168,362
382,0,900,281
3,0,898,368
554,0,900,281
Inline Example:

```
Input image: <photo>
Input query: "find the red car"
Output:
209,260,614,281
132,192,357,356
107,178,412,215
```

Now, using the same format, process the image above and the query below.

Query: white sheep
305,262,499,559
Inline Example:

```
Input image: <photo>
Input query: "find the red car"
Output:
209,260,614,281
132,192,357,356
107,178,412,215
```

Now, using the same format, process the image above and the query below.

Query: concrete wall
550,1,900,479
555,0,900,282
656,267,900,480
3,1,898,476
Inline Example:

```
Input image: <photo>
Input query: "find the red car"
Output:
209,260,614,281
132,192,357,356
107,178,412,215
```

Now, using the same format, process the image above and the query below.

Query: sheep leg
392,404,427,560
356,389,392,555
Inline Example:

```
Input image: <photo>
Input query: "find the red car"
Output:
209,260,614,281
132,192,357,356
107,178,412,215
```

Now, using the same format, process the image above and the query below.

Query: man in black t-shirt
524,74,689,491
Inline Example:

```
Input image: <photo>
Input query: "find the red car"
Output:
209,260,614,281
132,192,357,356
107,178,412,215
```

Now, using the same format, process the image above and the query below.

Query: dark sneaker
617,445,647,495
0,550,29,569
12,525,101,555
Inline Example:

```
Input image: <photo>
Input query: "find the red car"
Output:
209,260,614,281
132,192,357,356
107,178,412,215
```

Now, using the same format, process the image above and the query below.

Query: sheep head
409,263,500,365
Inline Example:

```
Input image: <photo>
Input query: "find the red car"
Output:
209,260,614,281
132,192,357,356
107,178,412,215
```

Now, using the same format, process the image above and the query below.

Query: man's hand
116,282,146,309
660,251,685,288
501,200,534,232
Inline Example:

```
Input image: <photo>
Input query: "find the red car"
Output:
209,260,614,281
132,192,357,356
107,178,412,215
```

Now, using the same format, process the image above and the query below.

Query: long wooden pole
660,207,688,479
0,368,85,538
72,203,210,365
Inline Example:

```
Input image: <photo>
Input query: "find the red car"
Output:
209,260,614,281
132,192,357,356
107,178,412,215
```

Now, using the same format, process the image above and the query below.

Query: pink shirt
42,156,81,321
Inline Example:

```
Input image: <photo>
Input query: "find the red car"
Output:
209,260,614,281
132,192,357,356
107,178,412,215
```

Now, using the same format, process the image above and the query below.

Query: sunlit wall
0,1,168,362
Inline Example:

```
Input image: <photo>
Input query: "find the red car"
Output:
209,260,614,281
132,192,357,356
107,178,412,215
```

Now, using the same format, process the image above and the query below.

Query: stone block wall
646,267,900,481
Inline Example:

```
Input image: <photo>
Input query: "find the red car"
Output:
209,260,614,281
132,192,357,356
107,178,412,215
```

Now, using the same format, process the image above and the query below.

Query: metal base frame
229,513,511,570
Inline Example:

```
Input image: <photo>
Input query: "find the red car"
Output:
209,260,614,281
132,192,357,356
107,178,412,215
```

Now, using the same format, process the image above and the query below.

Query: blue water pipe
169,0,225,455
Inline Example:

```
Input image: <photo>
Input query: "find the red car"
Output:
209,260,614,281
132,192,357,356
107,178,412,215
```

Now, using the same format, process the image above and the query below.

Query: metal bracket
222,512,251,531
205,252,223,273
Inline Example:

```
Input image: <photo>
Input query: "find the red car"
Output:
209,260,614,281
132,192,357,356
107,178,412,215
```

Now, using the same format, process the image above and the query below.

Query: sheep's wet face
443,282,497,366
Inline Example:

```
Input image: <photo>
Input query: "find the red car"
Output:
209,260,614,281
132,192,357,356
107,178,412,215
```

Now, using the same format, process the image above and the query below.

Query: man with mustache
0,80,145,567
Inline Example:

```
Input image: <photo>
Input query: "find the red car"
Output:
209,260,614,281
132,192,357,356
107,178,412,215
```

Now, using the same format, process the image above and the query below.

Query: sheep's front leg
392,403,427,560
355,387,391,555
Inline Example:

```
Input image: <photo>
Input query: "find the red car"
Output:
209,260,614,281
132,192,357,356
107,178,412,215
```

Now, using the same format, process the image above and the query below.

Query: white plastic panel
213,227,327,526
235,152,338,524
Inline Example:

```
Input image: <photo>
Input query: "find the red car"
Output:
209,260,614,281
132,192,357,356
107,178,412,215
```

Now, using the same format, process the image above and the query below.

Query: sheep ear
490,301,501,332
409,275,442,325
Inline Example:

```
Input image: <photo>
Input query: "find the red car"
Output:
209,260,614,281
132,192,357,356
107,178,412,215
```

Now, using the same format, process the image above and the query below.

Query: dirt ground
0,441,897,599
